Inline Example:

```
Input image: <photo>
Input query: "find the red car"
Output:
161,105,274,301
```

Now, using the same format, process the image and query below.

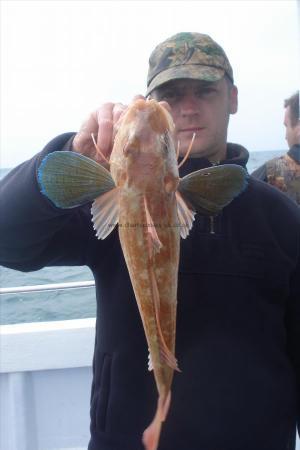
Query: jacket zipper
209,216,215,234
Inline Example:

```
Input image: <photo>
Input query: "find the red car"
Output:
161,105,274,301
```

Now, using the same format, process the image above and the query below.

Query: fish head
110,99,179,193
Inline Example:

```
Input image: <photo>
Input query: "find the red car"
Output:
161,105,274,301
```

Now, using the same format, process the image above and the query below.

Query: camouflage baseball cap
146,32,234,96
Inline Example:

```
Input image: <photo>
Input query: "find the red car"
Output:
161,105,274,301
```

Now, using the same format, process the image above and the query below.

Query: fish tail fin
142,392,171,450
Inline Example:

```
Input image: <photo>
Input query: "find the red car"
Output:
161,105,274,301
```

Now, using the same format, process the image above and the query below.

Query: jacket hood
288,144,300,164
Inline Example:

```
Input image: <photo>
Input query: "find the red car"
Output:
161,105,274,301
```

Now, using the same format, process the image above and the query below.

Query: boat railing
0,280,95,295
0,282,95,450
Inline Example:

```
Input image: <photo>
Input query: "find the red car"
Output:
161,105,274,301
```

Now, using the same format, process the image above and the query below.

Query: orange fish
108,99,183,450
38,98,248,450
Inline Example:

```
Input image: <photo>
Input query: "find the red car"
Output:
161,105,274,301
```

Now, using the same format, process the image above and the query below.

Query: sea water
0,150,285,325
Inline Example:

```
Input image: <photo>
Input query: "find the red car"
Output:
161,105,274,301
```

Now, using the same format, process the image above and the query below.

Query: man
252,91,300,205
0,32,299,450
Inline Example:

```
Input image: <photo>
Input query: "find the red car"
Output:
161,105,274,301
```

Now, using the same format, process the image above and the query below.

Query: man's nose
180,94,200,116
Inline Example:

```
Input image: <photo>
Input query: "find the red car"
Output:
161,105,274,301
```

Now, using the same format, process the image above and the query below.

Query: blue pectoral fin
38,151,115,208
178,164,248,216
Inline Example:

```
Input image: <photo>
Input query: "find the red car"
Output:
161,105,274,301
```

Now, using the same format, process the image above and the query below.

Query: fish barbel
38,98,248,450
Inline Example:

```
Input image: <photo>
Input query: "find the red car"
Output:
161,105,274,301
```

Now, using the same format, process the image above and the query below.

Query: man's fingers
73,96,147,163
72,112,98,153
95,103,115,158
95,102,128,161
113,103,127,124
97,118,113,158
159,100,172,112
132,94,145,102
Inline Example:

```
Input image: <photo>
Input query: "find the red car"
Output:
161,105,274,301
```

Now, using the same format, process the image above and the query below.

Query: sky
1,0,299,168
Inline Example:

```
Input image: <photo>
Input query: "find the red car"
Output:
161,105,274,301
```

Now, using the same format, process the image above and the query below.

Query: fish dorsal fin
178,164,248,216
175,191,195,239
144,197,162,258
38,151,115,208
91,188,120,239
149,268,180,372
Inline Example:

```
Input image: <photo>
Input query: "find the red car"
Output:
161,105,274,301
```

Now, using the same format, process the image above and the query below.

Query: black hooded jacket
1,133,300,450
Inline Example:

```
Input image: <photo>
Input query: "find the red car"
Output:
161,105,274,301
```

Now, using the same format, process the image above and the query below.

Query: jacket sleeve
251,163,267,181
0,132,92,271
286,232,300,437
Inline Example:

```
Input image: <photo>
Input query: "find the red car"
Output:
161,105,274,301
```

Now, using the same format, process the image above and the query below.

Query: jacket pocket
90,352,112,432
179,236,266,279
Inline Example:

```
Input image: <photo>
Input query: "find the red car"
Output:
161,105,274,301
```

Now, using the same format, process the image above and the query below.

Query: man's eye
161,90,179,100
196,88,216,97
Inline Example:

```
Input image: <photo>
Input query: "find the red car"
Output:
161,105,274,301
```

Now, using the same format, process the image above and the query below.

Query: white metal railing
0,318,95,373
0,280,95,295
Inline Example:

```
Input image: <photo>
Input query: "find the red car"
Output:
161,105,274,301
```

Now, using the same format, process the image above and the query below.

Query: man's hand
72,96,172,165
72,102,127,164
72,102,128,165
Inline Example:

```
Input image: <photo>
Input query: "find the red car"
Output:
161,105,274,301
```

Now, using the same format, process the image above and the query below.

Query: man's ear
295,122,300,145
229,85,238,115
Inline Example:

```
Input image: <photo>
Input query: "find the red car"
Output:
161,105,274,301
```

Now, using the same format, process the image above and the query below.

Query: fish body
111,99,181,396
92,99,183,449
38,98,249,450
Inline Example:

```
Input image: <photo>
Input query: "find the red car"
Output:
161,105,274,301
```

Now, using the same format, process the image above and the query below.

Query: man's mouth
178,127,204,133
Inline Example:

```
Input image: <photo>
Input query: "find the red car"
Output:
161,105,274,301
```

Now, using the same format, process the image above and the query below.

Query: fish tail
142,392,171,450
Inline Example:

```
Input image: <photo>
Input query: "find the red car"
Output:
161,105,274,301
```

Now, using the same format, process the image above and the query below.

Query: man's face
151,78,238,161
284,106,300,148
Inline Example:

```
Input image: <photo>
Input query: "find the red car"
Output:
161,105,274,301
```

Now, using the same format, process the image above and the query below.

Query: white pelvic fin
149,268,180,373
144,196,162,258
175,191,195,239
148,351,153,371
91,188,120,239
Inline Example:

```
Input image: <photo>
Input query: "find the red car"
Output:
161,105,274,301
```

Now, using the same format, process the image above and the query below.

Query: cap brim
146,65,225,96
